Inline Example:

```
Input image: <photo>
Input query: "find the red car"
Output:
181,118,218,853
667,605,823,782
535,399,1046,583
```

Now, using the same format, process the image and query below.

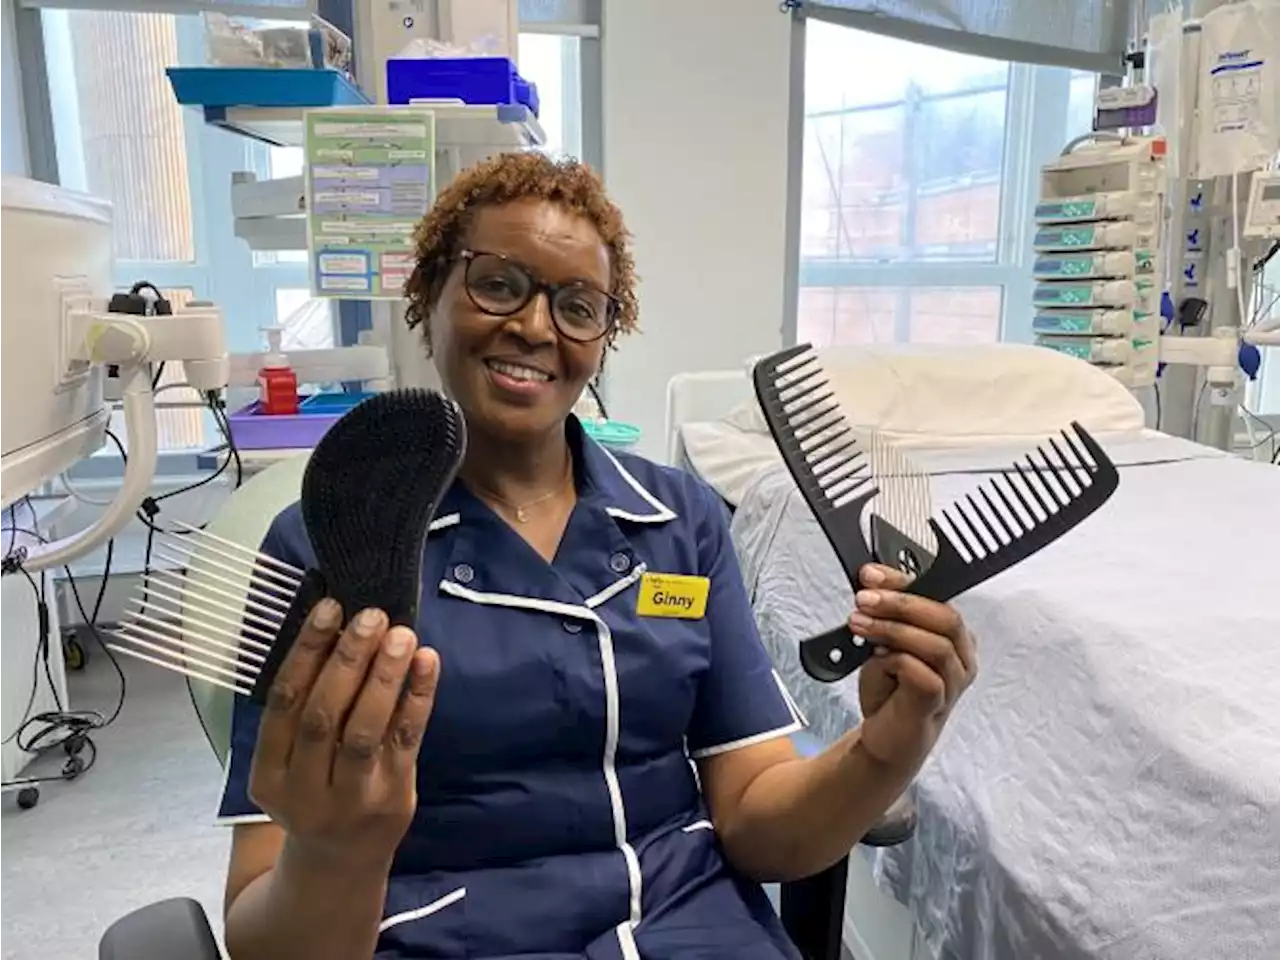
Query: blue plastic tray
227,391,375,451
582,419,641,452
386,57,538,116
166,67,369,109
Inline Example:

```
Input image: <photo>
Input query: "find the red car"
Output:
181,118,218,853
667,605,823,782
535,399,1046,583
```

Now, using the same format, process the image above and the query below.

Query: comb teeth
868,431,937,556
937,426,1101,563
107,526,301,697
765,347,876,509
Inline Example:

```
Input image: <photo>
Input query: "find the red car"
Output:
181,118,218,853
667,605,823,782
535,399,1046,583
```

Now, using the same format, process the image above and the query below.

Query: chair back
185,454,309,765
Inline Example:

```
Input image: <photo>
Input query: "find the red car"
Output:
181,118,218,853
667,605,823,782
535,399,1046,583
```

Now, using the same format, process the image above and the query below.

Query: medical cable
587,380,609,420
59,383,227,509
0,530,119,798
1239,405,1278,461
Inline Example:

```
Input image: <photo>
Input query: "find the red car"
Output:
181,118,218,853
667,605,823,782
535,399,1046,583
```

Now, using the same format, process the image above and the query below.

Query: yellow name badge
636,573,710,620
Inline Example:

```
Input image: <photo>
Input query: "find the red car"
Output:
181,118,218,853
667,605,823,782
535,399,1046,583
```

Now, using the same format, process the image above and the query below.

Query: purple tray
227,399,343,451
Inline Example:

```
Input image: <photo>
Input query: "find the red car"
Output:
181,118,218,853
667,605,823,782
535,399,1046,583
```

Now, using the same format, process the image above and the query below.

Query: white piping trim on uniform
682,819,714,833
616,919,641,960
773,669,809,728
439,581,595,621
688,720,805,760
377,887,466,933
599,448,677,524
436,581,644,946
585,563,646,609
214,749,273,826
216,812,273,826
428,513,460,532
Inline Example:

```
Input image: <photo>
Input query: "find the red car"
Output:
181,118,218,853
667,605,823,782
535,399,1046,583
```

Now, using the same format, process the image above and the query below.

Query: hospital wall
601,0,793,459
2,0,30,176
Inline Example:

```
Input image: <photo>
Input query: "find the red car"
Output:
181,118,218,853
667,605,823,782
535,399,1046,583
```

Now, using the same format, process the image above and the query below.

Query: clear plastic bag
203,13,352,73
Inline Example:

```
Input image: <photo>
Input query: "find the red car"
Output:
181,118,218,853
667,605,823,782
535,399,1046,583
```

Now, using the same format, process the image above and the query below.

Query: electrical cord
587,380,610,421
1239,404,1280,463
0,527,119,799
1153,382,1162,431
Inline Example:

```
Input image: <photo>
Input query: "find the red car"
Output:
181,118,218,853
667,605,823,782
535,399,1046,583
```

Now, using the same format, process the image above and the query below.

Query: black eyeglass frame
456,249,621,344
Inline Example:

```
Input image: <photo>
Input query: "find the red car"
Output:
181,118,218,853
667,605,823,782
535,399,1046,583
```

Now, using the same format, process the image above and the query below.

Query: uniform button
562,620,583,634
609,552,631,573
452,563,474,584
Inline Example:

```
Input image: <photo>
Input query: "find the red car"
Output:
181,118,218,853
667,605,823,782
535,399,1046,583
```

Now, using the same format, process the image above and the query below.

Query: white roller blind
19,0,314,18
804,0,1133,73
519,0,598,26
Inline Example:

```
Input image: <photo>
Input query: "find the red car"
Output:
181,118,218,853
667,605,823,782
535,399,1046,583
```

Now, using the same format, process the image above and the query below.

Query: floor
1,642,230,959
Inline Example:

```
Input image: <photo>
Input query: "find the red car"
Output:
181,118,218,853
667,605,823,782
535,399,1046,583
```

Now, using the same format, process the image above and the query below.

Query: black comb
902,421,1118,604
108,389,466,704
807,421,1118,682
753,345,882,682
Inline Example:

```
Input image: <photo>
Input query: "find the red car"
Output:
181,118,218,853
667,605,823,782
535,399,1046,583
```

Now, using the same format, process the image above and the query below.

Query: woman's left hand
851,564,978,770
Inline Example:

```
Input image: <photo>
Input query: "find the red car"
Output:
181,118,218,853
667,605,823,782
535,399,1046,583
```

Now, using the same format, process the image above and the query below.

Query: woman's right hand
247,599,441,870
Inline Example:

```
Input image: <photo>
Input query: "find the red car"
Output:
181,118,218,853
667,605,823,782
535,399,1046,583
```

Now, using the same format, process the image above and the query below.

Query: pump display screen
1263,183,1280,201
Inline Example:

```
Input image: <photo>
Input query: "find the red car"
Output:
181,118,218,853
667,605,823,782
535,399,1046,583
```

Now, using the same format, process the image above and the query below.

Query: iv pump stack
258,326,298,415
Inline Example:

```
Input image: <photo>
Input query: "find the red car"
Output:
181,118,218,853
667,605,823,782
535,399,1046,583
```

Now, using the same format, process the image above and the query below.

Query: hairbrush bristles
108,389,467,703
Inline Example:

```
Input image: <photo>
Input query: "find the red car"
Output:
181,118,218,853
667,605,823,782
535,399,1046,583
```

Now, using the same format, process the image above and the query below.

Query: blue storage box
166,66,369,109
386,57,539,116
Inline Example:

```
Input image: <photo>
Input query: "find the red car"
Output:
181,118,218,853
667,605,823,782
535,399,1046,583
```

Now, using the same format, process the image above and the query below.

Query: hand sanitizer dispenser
257,325,298,415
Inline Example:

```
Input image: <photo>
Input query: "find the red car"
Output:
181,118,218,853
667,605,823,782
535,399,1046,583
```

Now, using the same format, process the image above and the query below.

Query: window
41,7,322,451
517,33,583,160
797,20,1098,348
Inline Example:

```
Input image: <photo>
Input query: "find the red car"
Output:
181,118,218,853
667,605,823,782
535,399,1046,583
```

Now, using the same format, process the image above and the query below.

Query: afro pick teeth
109,389,467,703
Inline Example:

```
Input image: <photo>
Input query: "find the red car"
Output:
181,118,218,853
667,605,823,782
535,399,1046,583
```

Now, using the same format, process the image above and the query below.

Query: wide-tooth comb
108,389,467,703
802,421,1119,682
108,524,308,699
906,421,1117,603
753,345,882,682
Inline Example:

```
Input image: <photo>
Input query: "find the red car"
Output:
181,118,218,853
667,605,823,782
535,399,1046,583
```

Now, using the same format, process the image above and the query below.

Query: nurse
218,152,978,960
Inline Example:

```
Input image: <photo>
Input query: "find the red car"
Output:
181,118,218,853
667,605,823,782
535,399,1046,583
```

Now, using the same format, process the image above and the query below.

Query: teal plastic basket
582,418,641,452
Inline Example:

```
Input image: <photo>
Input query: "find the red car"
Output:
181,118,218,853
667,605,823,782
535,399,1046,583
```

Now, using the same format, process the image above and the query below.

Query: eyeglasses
458,249,620,343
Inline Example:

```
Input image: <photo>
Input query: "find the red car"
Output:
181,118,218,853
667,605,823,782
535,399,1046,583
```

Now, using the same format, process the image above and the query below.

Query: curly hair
403,152,638,349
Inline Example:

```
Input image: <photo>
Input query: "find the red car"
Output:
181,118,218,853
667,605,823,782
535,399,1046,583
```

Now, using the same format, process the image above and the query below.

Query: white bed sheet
730,434,1280,960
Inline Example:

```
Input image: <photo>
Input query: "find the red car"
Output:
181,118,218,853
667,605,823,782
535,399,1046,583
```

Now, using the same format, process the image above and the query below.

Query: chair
98,457,916,960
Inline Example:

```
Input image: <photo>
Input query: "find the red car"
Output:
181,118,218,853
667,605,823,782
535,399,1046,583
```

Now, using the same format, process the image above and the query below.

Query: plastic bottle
258,326,299,416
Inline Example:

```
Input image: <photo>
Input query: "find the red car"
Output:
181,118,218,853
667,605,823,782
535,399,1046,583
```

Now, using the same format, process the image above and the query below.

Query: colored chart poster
305,108,435,300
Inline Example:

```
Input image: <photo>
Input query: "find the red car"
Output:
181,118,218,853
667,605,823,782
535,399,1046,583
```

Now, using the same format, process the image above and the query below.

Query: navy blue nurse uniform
218,417,809,960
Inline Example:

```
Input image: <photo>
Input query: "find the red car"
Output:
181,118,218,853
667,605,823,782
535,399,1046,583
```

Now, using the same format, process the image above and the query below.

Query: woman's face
428,198,611,444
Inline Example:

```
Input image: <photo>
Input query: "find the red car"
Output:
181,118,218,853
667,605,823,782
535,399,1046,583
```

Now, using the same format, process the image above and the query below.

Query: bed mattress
729,433,1280,960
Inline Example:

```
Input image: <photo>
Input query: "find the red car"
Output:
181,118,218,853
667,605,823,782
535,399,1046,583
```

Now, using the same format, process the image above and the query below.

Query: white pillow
679,420,782,505
729,343,1145,446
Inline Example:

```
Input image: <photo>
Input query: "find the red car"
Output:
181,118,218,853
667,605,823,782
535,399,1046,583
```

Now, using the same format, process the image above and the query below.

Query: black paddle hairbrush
108,388,466,704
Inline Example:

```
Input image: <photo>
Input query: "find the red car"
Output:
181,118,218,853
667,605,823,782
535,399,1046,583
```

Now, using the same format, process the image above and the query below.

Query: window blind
802,0,1133,73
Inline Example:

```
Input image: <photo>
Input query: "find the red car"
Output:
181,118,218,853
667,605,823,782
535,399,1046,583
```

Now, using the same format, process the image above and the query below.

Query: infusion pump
1244,169,1280,239
1031,136,1167,388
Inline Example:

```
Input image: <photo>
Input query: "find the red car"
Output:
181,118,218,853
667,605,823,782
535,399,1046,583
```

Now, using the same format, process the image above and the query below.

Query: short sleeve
685,485,806,760
215,508,306,825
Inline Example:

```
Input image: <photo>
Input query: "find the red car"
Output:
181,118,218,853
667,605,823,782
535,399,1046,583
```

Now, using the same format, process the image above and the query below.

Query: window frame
790,16,1098,348
38,7,323,470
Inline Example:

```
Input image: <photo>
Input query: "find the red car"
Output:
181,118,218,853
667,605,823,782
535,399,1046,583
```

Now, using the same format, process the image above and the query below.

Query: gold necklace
471,459,573,523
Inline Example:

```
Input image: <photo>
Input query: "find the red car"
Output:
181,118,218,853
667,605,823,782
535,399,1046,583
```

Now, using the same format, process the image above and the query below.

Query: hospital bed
667,343,1280,960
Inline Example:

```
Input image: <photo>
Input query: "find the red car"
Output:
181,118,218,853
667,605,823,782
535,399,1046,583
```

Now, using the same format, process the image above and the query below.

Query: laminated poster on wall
305,107,436,300
1193,0,1280,179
